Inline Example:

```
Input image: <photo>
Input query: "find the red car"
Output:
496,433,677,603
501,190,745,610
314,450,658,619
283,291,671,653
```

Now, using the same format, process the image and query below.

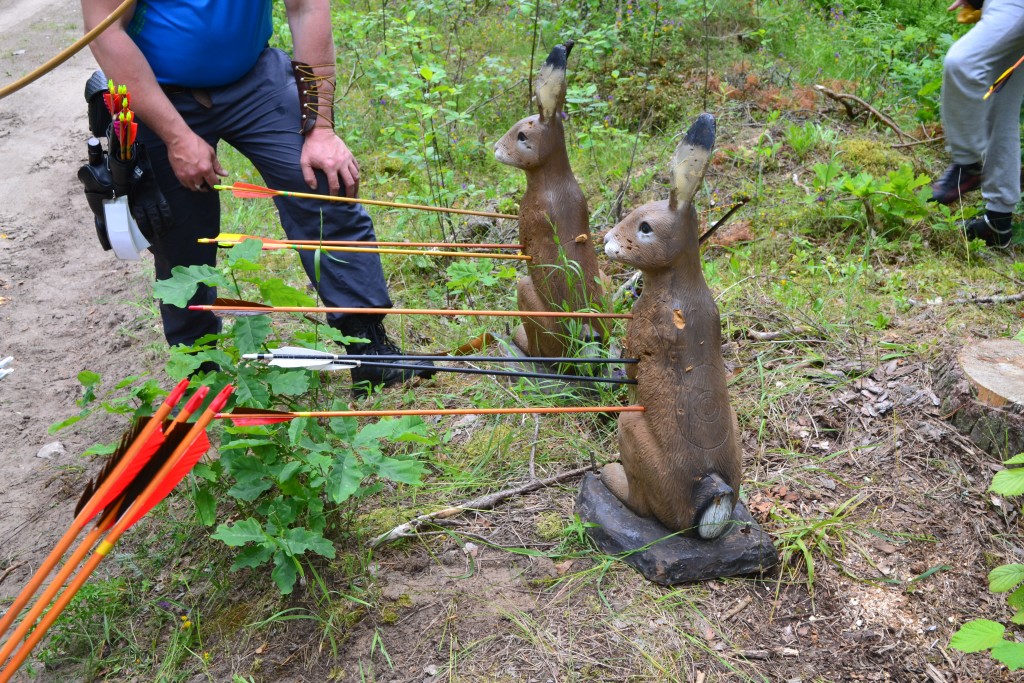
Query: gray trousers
138,48,392,347
942,0,1024,213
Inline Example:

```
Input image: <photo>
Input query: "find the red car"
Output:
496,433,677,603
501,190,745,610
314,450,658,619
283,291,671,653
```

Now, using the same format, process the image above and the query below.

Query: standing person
930,0,1024,247
81,0,434,394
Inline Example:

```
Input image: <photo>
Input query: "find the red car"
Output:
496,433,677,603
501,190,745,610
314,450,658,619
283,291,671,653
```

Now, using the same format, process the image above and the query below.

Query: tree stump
932,339,1024,459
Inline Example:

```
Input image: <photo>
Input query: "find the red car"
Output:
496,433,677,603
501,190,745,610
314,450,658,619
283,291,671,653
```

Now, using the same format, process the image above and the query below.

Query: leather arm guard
292,61,336,134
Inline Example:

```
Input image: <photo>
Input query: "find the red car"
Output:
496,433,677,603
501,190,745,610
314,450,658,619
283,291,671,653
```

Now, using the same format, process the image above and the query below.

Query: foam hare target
494,40,607,360
602,114,743,539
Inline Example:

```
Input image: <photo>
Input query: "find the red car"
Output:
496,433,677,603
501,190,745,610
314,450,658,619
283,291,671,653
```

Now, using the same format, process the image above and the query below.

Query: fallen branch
813,84,915,143
0,561,26,586
910,292,1024,307
368,464,594,548
746,327,812,342
892,136,944,149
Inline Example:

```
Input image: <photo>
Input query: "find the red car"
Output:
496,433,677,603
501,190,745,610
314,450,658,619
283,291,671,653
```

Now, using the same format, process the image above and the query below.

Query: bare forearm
81,0,191,146
285,0,337,127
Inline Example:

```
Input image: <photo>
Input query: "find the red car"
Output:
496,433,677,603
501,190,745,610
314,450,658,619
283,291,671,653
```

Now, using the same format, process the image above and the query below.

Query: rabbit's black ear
535,40,574,121
668,113,716,211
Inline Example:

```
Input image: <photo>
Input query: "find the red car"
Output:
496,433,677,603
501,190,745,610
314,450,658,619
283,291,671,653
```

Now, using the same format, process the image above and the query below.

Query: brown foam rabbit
494,40,606,359
601,113,742,539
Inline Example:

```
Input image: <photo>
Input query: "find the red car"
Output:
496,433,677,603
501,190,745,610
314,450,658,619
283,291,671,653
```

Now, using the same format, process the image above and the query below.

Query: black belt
160,84,212,108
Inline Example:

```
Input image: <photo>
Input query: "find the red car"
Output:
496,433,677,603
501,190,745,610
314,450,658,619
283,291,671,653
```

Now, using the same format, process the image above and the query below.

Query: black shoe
964,210,1013,248
335,315,436,396
930,162,983,205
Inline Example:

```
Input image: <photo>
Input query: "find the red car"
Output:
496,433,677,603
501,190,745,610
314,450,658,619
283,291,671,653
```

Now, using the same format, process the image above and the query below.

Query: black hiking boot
929,162,982,205
335,315,436,396
964,210,1013,248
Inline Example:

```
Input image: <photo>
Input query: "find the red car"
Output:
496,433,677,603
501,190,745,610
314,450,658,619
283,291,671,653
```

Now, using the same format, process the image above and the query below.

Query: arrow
0,378,190,642
192,298,631,320
202,237,530,261
0,385,233,681
0,357,11,381
0,382,201,661
217,404,643,425
200,232,523,250
216,182,519,221
986,54,1024,100
244,347,637,366
243,346,635,384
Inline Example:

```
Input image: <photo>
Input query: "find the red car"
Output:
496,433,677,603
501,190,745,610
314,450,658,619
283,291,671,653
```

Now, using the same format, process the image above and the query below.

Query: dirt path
0,0,160,647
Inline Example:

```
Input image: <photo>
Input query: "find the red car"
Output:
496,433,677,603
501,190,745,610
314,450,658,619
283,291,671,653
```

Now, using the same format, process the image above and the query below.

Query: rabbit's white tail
695,473,734,539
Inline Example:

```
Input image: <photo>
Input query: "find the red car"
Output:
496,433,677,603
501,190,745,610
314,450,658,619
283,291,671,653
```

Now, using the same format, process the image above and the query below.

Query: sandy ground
0,0,161,654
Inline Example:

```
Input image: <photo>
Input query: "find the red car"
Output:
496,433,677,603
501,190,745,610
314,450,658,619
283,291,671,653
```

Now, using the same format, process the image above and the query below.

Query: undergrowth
26,0,1024,681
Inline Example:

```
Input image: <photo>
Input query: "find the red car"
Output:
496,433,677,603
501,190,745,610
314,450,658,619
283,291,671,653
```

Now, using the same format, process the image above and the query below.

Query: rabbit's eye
639,222,653,235
517,132,528,142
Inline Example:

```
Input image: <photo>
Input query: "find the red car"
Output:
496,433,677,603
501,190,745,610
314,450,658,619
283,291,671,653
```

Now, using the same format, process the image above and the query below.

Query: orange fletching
78,423,166,523
229,182,279,198
119,431,211,529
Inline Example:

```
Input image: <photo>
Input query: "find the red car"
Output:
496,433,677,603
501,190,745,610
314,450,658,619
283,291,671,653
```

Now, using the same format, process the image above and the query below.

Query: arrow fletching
118,431,211,529
74,419,165,522
218,182,279,198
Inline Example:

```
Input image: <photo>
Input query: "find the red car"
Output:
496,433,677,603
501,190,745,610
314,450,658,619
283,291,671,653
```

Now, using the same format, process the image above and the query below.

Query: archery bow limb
200,232,523,250
217,405,643,425
217,182,519,221
0,386,233,682
193,298,631,320
0,379,190,641
0,0,135,100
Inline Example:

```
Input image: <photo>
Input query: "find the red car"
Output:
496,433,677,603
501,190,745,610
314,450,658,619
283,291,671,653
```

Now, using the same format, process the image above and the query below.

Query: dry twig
813,84,916,142
369,464,594,547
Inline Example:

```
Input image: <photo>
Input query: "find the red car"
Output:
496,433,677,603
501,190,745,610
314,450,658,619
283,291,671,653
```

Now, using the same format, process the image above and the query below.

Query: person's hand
947,0,966,10
167,130,226,191
301,127,360,197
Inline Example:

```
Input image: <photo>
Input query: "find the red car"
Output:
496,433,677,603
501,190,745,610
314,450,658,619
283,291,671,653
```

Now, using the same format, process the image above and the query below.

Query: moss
534,511,565,541
380,607,400,624
838,138,913,176
354,506,411,536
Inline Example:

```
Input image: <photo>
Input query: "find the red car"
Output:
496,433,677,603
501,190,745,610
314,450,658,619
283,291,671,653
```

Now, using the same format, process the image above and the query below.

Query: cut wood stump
932,339,1024,458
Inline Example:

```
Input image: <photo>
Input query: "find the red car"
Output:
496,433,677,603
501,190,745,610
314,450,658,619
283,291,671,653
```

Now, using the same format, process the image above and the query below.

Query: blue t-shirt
127,0,273,87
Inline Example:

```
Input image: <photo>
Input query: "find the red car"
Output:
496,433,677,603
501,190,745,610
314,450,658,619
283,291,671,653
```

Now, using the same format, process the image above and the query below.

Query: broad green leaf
354,416,429,447
327,451,364,503
281,527,336,559
373,455,426,485
289,417,320,445
1004,453,1024,465
191,462,220,482
82,441,117,457
218,437,278,451
77,370,102,388
231,316,272,355
989,564,1024,593
991,467,1024,496
268,369,310,396
329,415,358,441
211,518,265,547
233,366,271,407
1009,585,1024,611
272,550,298,594
1011,610,1024,625
224,238,264,268
950,619,1005,653
165,352,203,380
194,486,217,526
48,411,86,434
277,461,302,484
991,641,1024,670
230,544,273,571
225,454,274,502
259,277,316,307
153,265,230,308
